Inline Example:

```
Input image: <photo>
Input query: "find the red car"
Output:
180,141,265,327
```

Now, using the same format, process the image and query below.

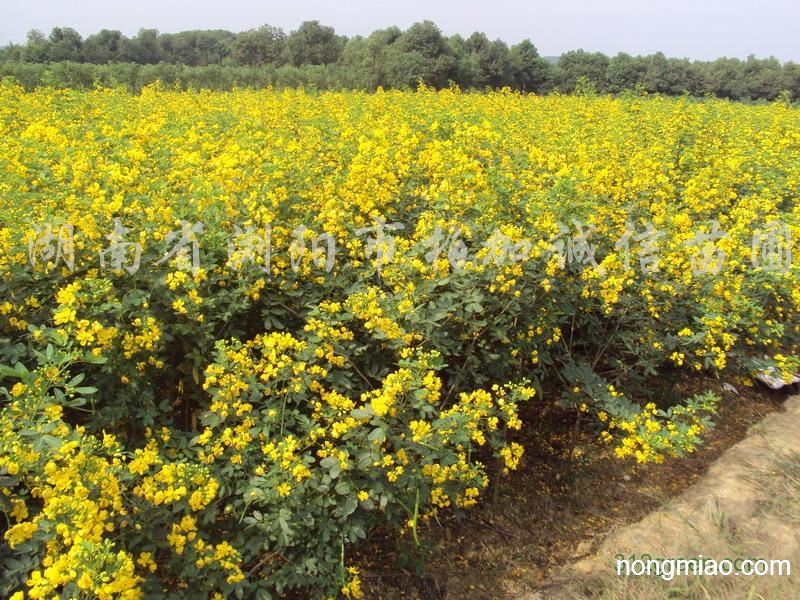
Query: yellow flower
409,420,432,443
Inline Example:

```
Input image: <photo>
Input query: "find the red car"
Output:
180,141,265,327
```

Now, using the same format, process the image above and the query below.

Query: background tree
0,20,797,99
606,53,647,93
740,55,784,100
47,27,83,62
509,39,550,92
365,27,402,88
389,21,455,88
464,32,513,88
83,29,124,64
782,62,800,100
20,30,50,62
556,50,610,92
641,52,698,95
446,34,475,87
159,30,233,66
121,29,162,64
700,58,746,100
338,35,371,88
0,43,22,62
285,21,344,66
230,25,285,66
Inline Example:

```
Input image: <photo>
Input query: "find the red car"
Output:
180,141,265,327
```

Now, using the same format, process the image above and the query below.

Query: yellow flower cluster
132,462,219,511
606,400,713,464
1,80,797,598
0,399,141,599
121,316,161,359
499,442,525,474
27,539,141,600
346,286,416,345
363,368,414,417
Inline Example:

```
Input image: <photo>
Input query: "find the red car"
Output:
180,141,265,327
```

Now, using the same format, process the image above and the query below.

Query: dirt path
512,395,800,599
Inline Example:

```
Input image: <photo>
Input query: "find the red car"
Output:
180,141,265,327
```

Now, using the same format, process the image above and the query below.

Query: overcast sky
1,0,798,62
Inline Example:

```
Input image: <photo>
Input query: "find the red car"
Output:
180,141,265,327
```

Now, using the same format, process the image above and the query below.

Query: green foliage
2,21,798,100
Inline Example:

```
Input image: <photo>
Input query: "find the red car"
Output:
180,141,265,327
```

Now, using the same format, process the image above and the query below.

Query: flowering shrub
0,81,798,597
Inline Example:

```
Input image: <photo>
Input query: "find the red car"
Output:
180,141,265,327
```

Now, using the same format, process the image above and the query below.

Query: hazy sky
1,0,798,61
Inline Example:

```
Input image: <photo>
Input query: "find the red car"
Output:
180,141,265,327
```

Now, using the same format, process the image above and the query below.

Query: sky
1,0,798,62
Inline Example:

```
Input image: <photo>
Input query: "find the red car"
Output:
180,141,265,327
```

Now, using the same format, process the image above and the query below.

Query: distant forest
1,20,798,100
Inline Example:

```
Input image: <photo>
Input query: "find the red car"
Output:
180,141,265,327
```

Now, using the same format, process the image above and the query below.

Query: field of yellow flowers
0,80,798,599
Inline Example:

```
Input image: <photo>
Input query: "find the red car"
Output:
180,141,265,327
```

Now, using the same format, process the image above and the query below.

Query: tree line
1,20,798,100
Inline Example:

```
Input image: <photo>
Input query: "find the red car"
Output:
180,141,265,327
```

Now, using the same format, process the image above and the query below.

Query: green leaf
367,427,386,443
342,495,357,516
